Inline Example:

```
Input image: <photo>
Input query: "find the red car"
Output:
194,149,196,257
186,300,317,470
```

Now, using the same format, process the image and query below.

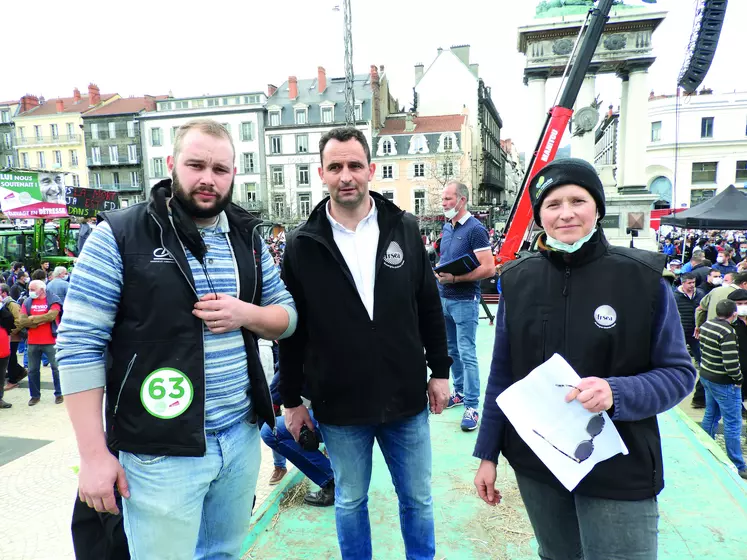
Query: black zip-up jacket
99,180,274,457
673,287,704,338
278,192,452,425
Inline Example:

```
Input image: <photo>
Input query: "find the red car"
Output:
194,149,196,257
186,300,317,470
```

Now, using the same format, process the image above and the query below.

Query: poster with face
0,171,69,218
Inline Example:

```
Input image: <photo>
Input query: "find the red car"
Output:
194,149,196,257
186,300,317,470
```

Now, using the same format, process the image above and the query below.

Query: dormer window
438,133,458,153
376,136,397,157
269,109,281,127
355,103,363,121
409,134,428,155
294,106,308,125
383,140,392,154
322,106,334,124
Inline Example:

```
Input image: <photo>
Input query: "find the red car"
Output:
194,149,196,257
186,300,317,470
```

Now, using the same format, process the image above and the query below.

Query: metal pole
343,0,356,125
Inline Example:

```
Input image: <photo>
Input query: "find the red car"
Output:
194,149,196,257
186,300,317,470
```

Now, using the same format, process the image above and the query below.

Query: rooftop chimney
414,64,424,85
88,83,101,106
451,44,471,66
73,87,81,103
370,65,380,87
268,84,277,97
288,76,298,100
56,99,64,113
144,95,157,112
20,94,40,113
318,67,327,94
404,113,416,132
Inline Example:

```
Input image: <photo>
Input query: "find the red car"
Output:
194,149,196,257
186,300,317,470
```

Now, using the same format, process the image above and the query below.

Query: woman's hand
474,459,502,506
565,377,613,413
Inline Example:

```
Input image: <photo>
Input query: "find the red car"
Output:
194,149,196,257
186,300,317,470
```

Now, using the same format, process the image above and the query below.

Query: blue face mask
546,227,597,253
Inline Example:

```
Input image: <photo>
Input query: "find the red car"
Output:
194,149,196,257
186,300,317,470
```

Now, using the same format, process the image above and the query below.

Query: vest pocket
113,353,137,417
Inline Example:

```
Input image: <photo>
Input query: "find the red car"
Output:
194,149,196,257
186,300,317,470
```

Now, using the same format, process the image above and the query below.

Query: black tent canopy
660,185,747,229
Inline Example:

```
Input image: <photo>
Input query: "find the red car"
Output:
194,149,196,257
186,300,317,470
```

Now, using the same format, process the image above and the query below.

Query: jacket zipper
563,266,571,354
113,353,137,417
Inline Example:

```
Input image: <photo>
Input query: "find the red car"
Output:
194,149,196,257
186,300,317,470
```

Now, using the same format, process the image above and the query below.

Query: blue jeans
515,473,659,560
441,296,480,409
260,410,333,487
319,408,434,560
119,418,261,559
701,378,746,471
27,343,61,398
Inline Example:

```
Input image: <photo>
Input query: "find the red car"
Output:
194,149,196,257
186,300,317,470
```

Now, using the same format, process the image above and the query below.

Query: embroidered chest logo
151,247,175,264
383,241,405,269
593,305,617,329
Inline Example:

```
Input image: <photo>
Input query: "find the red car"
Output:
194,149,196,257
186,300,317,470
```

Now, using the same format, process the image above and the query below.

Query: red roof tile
83,95,168,116
17,94,118,117
0,100,19,106
378,114,465,135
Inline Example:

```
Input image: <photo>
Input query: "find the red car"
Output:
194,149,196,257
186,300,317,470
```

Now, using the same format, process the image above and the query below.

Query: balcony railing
87,156,140,166
16,134,81,146
94,183,143,192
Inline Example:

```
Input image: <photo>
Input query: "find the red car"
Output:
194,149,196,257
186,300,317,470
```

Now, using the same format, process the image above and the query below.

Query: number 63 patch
140,368,194,419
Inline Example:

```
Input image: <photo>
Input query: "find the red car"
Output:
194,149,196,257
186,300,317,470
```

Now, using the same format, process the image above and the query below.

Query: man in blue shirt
436,181,496,431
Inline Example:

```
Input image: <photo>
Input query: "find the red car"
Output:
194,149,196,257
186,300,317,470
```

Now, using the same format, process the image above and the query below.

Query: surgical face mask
716,255,725,264
28,291,39,299
740,248,747,257
546,228,597,254
738,305,747,316
673,269,682,275
443,201,462,220
711,277,722,286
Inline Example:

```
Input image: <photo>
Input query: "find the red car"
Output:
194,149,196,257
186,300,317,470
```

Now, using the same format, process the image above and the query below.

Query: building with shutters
370,113,471,233
0,100,20,170
138,92,267,211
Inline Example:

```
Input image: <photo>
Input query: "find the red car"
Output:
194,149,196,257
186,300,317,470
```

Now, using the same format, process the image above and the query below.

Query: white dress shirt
326,198,379,320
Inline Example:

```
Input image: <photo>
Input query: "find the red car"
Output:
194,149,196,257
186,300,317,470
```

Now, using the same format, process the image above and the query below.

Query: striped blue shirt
56,211,297,432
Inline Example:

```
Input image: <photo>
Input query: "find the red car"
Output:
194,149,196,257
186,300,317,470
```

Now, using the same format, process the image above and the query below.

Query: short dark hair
0,283,9,296
733,271,747,287
708,268,721,277
716,299,737,319
319,127,371,166
31,269,46,281
681,273,697,282
12,262,23,271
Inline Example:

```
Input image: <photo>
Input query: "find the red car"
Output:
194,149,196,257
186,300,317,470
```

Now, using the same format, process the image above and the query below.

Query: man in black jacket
279,127,451,560
673,273,704,366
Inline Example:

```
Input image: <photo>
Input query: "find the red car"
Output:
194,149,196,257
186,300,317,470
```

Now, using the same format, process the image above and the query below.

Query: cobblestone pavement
0,364,293,560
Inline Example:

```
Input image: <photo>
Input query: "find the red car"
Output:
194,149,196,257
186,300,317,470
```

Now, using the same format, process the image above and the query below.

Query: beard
331,184,367,208
172,170,234,219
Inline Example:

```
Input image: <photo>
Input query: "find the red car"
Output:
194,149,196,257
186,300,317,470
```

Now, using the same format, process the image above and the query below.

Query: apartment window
240,122,254,141
443,135,453,151
192,99,204,108
321,106,333,124
414,163,425,178
270,136,282,154
92,173,101,187
298,193,311,217
296,134,308,153
174,101,189,109
128,144,137,163
298,165,310,185
414,190,426,215
244,95,259,104
690,188,715,207
70,150,78,167
241,153,256,174
273,194,285,216
92,147,101,165
18,127,25,141
6,155,13,167
245,183,257,202
382,140,392,155
442,162,454,177
382,191,394,201
53,150,62,166
130,171,140,187
37,151,45,168
3,132,11,149
271,166,284,186
91,123,99,140
355,103,362,121
221,123,231,136
151,128,162,146
127,121,136,138
170,126,179,143
651,121,661,142
221,98,229,106
736,161,747,182
109,145,119,164
50,124,59,139
411,135,428,154
34,125,42,140
701,117,714,139
109,122,116,139
691,162,717,184
21,152,29,167
295,108,307,125
269,111,280,126
0,110,8,123
152,157,164,177
382,165,393,179
67,123,75,139
113,172,120,187
72,174,80,187
207,98,219,107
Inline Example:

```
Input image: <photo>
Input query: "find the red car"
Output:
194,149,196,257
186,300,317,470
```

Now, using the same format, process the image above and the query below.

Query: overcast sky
4,0,744,151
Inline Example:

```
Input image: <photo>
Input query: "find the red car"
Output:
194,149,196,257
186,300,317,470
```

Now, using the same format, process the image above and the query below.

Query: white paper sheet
497,353,629,491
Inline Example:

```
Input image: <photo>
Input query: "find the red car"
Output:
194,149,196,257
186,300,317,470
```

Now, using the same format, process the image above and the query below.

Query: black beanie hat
727,289,747,301
529,158,606,227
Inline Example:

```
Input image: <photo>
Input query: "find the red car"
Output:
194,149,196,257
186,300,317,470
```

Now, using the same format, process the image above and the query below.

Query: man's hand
285,405,315,441
436,272,456,285
693,326,700,340
193,293,249,334
427,378,449,414
564,377,613,413
474,459,502,506
78,451,130,515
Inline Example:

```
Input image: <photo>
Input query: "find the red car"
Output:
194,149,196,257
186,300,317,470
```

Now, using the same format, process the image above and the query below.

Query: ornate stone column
524,70,549,152
616,72,629,188
621,59,655,190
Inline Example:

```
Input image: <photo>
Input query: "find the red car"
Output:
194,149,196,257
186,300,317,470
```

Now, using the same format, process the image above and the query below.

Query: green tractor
0,218,78,272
